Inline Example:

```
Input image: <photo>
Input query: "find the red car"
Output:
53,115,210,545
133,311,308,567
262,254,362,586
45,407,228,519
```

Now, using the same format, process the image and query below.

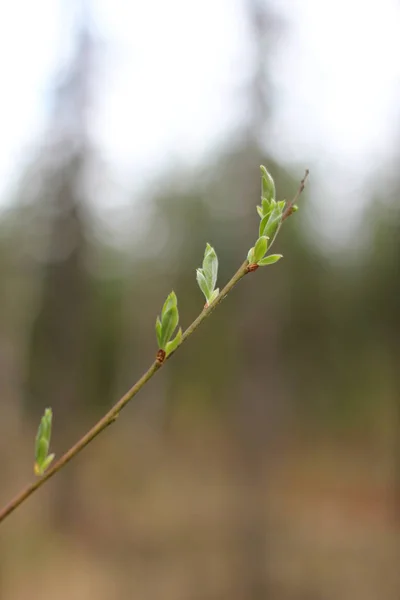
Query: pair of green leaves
155,291,182,357
196,243,219,306
34,408,55,476
247,237,282,267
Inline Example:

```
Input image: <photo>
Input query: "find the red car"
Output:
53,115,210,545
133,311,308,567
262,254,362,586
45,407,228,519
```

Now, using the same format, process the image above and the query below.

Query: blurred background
1,0,400,598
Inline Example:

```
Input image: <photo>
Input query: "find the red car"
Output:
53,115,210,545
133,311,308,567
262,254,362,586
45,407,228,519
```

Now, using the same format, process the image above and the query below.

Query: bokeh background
1,0,400,598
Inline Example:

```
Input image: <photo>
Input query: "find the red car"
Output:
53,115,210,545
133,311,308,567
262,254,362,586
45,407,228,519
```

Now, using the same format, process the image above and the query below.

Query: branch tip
282,169,309,221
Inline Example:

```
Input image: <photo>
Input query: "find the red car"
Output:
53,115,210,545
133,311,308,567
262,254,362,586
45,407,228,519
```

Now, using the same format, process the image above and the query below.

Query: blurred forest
1,1,400,599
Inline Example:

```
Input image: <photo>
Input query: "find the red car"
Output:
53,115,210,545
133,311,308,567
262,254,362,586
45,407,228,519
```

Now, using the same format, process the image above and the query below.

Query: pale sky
0,0,400,241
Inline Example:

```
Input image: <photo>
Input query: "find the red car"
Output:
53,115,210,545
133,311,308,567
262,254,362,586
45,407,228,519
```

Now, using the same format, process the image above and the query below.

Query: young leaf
207,288,220,305
257,254,283,266
256,205,263,219
253,236,269,263
160,306,179,349
162,291,178,320
41,454,55,473
35,408,52,453
35,437,48,467
260,166,276,203
155,316,163,348
196,268,211,301
39,408,52,438
34,408,54,477
260,206,283,244
247,247,255,264
261,197,272,216
202,244,218,292
165,327,182,356
259,213,268,237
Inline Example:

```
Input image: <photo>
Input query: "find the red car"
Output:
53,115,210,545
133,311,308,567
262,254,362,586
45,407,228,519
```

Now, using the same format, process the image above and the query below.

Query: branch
0,169,308,525
282,169,309,221
0,262,249,524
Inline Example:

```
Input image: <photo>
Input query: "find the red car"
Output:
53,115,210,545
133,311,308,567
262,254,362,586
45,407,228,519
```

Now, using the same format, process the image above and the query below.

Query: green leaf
247,247,255,264
35,437,48,467
35,453,55,476
165,327,182,356
253,236,269,263
196,268,211,301
261,197,271,216
35,424,44,457
160,306,179,349
34,408,54,476
259,213,269,237
40,408,52,440
155,316,163,348
260,166,276,203
161,291,177,320
207,288,219,305
42,453,55,472
256,205,263,218
260,206,283,244
157,291,180,349
202,244,218,292
35,408,52,461
257,254,283,266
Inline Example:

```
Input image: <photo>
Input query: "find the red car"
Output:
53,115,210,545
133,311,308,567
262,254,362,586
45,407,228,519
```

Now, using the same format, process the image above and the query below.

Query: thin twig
0,171,308,525
282,169,309,221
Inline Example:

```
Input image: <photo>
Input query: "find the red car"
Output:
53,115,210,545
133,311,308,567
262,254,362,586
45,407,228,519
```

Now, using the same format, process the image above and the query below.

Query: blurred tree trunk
27,161,89,527
227,2,284,596
25,11,96,530
228,155,288,600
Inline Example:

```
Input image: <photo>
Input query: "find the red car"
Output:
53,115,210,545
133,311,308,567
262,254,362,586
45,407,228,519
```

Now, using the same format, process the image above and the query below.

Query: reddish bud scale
156,349,166,364
246,263,259,273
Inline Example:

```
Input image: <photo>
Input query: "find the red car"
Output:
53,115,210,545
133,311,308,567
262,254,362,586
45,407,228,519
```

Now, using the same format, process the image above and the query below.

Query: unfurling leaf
155,316,163,348
277,200,286,211
196,268,211,300
207,288,220,305
34,407,54,476
260,206,283,247
257,254,283,266
156,291,180,350
202,243,218,292
160,306,179,349
197,243,219,303
261,197,273,217
165,327,182,356
41,454,55,473
259,213,269,237
260,166,276,204
253,236,269,263
162,291,178,320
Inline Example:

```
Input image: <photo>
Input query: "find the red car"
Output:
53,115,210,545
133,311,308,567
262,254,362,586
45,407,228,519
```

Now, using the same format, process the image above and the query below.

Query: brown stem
282,169,309,221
